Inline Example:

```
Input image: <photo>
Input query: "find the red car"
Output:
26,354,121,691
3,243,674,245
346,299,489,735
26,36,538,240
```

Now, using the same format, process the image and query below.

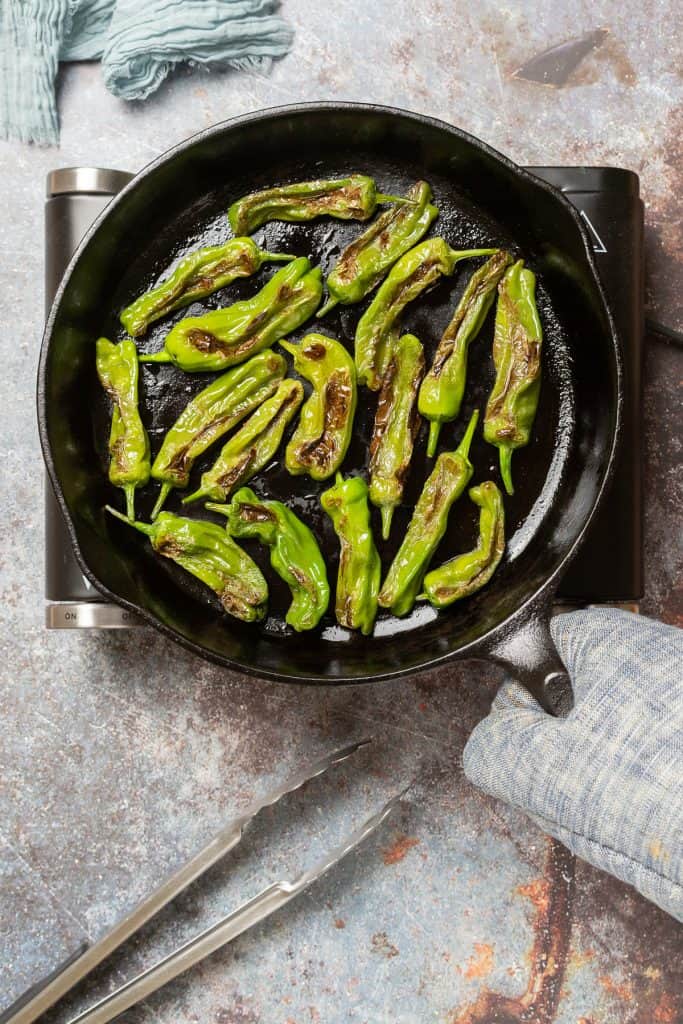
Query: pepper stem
124,484,136,521
316,296,339,318
450,248,499,263
139,350,172,364
182,488,206,505
427,420,441,458
205,502,231,518
381,505,394,541
499,446,514,495
105,505,154,536
456,409,480,460
261,250,297,263
151,482,172,520
375,193,418,206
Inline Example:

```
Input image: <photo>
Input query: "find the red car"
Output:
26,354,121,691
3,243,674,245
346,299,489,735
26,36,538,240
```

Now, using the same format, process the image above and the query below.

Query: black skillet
38,103,622,714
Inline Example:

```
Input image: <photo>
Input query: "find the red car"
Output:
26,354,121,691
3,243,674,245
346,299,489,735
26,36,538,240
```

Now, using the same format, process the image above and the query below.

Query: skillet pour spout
38,103,622,705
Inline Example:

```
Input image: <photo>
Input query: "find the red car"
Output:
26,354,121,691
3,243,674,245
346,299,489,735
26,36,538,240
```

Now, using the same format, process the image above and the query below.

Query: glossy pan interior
38,104,622,697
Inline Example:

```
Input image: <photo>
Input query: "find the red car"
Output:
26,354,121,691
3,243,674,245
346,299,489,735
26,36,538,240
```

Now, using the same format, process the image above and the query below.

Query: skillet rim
37,101,624,682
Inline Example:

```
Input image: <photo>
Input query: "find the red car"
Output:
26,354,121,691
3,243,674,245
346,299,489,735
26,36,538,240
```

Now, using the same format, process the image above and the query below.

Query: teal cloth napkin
0,0,293,145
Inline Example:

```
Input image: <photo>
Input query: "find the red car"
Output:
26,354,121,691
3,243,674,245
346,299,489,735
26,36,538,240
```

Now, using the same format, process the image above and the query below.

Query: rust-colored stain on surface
463,943,494,980
653,992,679,1022
448,839,575,1024
371,931,399,959
599,974,634,1002
381,833,420,865
334,918,346,929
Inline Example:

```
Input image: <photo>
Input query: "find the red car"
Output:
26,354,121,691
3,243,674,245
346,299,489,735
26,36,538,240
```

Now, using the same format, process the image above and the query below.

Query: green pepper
321,474,381,635
368,333,425,540
150,351,286,519
378,409,478,616
317,181,438,316
420,481,505,607
228,176,410,235
419,250,513,457
207,487,329,632
106,507,268,622
120,239,295,337
95,337,151,520
483,260,543,495
280,333,357,481
183,379,304,504
140,258,323,372
355,238,498,390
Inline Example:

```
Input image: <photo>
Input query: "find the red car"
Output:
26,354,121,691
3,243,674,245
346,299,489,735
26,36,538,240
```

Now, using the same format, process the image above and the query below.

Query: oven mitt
463,608,683,921
0,0,293,146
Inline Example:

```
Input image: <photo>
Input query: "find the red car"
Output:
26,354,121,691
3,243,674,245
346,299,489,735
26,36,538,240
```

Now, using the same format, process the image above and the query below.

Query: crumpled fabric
0,0,293,145
463,608,683,921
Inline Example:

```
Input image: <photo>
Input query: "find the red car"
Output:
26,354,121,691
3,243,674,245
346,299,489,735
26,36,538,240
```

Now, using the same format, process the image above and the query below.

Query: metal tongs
3,739,407,1024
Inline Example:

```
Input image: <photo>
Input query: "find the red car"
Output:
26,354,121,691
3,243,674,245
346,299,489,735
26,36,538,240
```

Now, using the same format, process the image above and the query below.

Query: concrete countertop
0,2,681,1022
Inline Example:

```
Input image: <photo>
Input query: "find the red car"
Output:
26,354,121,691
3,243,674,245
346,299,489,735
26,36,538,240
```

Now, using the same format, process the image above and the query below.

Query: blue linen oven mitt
463,608,683,921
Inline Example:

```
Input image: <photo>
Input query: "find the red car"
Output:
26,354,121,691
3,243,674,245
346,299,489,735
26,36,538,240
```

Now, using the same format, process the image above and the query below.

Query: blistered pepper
140,258,323,372
419,250,513,457
183,379,304,504
317,181,438,316
355,238,498,390
280,333,357,481
120,239,295,337
228,176,410,235
421,480,505,607
484,260,542,495
378,409,478,616
150,351,286,518
106,507,268,622
95,337,150,519
207,487,329,632
321,474,381,635
368,333,424,539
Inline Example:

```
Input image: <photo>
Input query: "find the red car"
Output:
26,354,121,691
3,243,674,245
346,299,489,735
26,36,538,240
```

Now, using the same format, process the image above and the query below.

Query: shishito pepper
355,238,498,390
419,250,513,457
228,175,410,235
106,507,268,622
317,181,438,316
150,351,286,519
368,333,425,540
207,487,329,632
421,481,505,607
95,337,150,520
120,239,295,337
484,260,543,495
378,409,478,616
321,474,381,635
140,258,323,372
183,379,304,504
280,333,357,481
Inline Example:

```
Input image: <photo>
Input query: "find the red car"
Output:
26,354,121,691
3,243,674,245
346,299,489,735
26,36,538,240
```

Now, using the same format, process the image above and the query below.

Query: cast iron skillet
38,103,622,713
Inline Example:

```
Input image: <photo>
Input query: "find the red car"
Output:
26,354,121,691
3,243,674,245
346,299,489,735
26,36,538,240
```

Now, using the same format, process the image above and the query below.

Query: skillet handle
485,599,573,717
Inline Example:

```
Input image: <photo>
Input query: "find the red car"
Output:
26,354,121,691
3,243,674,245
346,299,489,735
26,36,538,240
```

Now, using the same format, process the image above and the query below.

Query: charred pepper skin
419,250,513,457
95,337,151,520
140,258,323,372
228,175,410,235
207,487,329,632
355,238,498,390
317,181,438,316
421,480,505,607
280,333,357,481
484,260,543,495
321,474,381,636
378,409,479,617
120,239,295,337
369,333,425,540
106,507,268,622
183,379,304,504
150,351,286,519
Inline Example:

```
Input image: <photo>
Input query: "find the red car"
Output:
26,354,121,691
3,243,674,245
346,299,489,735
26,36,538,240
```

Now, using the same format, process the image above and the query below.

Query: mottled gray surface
1,2,682,1022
